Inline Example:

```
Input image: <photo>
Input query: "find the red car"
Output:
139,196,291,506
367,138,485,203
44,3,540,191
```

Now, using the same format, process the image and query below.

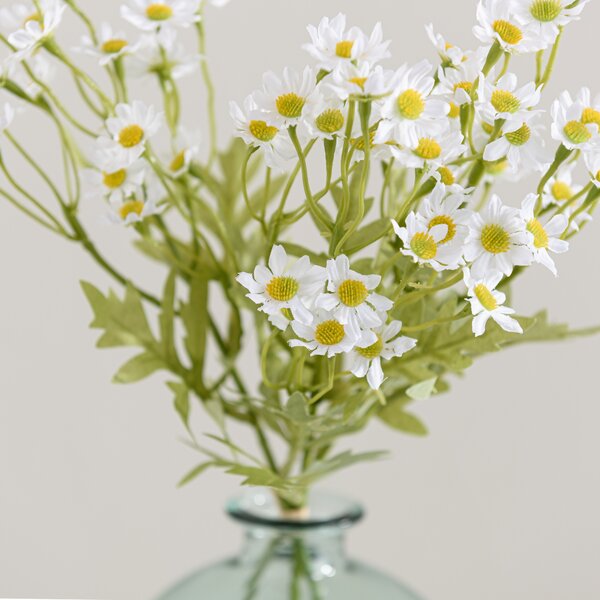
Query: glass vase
157,489,425,600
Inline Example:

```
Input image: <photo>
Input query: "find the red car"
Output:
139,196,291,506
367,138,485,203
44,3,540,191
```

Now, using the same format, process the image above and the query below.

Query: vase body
157,490,424,600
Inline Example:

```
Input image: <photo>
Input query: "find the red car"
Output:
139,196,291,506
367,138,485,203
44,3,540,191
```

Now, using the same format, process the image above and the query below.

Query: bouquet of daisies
0,0,598,510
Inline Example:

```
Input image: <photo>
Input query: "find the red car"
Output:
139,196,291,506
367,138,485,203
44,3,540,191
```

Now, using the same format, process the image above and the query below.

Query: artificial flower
348,320,417,390
376,60,449,147
75,22,135,66
513,0,588,40
84,157,147,204
551,90,600,153
391,129,466,171
121,0,201,31
315,255,393,339
236,245,326,326
303,14,390,71
520,193,569,276
464,194,532,277
327,63,393,101
289,309,376,358
107,196,164,225
464,268,523,337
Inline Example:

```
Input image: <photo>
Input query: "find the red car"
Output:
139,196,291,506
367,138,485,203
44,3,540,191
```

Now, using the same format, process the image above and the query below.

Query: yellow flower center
119,200,145,220
101,39,128,54
356,336,384,359
529,0,563,22
337,279,369,307
474,283,498,311
596,170,600,182
146,3,173,20
24,12,42,24
582,107,600,130
438,166,455,185
448,102,460,119
349,76,368,90
492,19,523,45
527,218,549,249
551,180,572,201
428,215,456,245
410,232,438,260
336,40,354,59
397,89,425,120
481,224,510,254
491,89,521,114
275,93,305,119
316,109,344,134
351,130,376,151
454,81,473,94
314,320,345,346
563,120,592,144
249,120,278,142
118,124,144,148
170,151,186,173
505,123,531,146
266,276,299,302
103,169,127,189
414,138,442,160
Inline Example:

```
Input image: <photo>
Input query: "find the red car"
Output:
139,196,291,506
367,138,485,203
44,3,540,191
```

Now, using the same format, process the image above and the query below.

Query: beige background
1,1,600,599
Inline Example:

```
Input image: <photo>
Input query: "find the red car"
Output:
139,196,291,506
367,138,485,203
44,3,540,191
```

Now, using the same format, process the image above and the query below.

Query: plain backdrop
1,1,600,599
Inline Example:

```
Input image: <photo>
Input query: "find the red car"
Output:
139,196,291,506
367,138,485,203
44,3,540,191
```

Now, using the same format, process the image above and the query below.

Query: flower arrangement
1,0,599,515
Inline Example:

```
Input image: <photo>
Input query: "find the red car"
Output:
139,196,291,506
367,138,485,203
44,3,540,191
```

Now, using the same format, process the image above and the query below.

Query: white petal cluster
237,246,415,390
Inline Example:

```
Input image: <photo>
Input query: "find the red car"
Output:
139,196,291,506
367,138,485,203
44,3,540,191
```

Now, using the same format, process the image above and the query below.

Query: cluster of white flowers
234,1,600,343
237,246,416,390
0,0,231,225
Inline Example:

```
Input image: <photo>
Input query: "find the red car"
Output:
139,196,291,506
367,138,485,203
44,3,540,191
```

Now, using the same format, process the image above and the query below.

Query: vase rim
226,488,364,531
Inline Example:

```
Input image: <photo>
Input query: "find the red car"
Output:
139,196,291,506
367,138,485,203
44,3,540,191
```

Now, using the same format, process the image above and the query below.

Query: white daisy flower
84,158,147,204
107,197,164,226
102,101,164,168
464,268,523,337
348,319,417,390
130,28,201,80
327,62,393,101
75,23,135,66
464,194,532,277
520,193,569,276
252,67,317,128
289,309,375,358
477,73,541,130
574,87,600,135
303,14,390,71
392,212,459,272
315,255,393,339
301,89,347,140
8,0,66,60
436,47,487,107
473,0,552,53
415,184,473,267
391,128,466,171
541,162,582,206
375,60,449,148
429,164,468,194
121,0,201,32
483,117,551,173
229,96,295,170
167,129,201,178
236,245,326,326
550,90,600,152
513,0,589,40
425,24,468,66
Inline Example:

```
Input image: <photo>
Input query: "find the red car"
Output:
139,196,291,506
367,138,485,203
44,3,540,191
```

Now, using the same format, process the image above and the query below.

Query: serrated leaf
168,380,190,427
177,461,214,487
113,352,165,383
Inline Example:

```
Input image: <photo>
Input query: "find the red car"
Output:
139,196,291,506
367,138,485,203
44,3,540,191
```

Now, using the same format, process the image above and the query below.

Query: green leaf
343,218,390,255
406,377,437,401
113,352,165,383
285,392,311,423
168,380,190,428
177,461,214,487
379,403,428,436
160,271,179,367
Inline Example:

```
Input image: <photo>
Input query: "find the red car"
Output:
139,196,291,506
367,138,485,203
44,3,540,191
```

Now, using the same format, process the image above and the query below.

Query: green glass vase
157,490,425,600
